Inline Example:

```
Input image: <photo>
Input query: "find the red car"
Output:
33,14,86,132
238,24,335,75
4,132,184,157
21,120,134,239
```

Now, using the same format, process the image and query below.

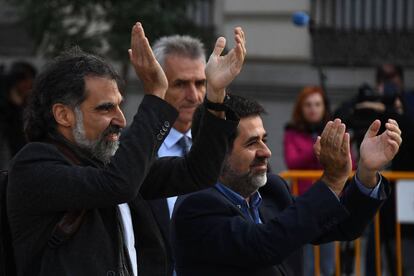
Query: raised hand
316,119,352,196
205,27,246,103
128,22,168,98
358,119,402,187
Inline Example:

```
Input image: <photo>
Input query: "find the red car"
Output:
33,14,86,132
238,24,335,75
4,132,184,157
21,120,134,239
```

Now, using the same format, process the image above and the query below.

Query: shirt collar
215,182,262,209
163,128,192,149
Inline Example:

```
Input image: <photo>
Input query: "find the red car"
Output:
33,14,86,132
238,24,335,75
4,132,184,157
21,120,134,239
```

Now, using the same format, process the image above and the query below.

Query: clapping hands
314,118,402,195
314,119,352,195
129,22,168,99
205,27,247,103
358,119,402,186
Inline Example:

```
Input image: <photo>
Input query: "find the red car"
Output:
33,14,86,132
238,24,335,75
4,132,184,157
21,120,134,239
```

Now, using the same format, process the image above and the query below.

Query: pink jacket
283,128,356,195
283,128,322,195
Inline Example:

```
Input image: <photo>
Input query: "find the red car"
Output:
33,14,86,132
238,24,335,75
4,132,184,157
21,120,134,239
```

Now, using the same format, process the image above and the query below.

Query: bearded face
219,116,271,198
73,106,121,164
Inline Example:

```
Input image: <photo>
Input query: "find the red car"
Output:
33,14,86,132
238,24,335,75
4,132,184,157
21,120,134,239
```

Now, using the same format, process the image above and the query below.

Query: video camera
357,81,400,107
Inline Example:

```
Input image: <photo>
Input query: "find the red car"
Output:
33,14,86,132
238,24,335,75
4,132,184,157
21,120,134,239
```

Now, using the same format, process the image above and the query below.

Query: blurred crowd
1,56,413,276
283,64,414,276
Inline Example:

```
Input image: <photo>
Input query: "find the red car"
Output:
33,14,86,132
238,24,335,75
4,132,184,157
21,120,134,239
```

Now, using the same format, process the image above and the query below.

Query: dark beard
73,120,121,164
220,157,268,198
90,124,121,164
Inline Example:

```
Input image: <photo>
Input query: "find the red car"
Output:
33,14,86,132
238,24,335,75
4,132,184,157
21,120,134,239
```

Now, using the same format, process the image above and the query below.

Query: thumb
212,37,226,57
342,132,350,155
128,49,133,61
364,120,381,139
313,136,321,158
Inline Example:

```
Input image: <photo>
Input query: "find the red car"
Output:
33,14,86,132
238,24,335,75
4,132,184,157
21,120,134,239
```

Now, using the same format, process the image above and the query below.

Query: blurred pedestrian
283,86,335,276
0,61,36,169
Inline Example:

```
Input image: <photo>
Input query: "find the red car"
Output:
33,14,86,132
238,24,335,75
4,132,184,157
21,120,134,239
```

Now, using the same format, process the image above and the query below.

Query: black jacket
146,199,173,275
7,95,238,276
172,174,389,276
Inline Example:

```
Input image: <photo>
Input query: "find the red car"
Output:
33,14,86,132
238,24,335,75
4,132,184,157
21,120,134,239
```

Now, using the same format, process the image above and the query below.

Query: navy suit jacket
171,174,389,276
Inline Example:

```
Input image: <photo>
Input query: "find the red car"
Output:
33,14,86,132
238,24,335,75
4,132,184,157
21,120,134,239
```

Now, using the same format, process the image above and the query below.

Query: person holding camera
335,64,414,276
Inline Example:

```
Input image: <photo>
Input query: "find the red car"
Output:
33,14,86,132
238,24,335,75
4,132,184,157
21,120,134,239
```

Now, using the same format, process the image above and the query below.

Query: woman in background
283,86,334,276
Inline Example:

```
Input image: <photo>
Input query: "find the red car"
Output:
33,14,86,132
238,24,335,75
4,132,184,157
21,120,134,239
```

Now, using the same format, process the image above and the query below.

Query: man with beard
171,95,402,276
6,22,245,276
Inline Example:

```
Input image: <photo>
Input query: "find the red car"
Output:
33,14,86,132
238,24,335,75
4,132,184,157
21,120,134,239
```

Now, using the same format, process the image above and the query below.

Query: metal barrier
279,170,414,276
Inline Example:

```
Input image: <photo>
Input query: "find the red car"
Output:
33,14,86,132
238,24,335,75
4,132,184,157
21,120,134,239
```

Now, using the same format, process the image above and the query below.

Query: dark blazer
146,199,174,275
171,174,389,276
7,95,238,276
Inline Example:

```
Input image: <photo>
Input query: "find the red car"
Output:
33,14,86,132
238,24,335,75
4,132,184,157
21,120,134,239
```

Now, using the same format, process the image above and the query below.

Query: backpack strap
47,143,86,249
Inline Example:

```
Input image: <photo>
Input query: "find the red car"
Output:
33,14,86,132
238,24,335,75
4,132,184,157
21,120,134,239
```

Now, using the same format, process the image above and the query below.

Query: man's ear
52,103,76,128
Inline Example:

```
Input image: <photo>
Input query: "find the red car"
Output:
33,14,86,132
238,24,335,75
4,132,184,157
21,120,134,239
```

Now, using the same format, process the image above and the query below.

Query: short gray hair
153,35,206,67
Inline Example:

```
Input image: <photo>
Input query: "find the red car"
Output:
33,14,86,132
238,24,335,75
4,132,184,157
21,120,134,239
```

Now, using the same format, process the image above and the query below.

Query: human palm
129,22,168,98
359,120,401,171
205,27,246,92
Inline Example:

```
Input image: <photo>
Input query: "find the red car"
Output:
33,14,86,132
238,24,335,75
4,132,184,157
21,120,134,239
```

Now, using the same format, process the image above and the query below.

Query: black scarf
46,132,133,276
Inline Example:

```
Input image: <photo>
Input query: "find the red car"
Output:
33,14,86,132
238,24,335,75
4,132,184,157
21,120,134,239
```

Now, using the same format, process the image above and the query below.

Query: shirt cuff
354,171,382,199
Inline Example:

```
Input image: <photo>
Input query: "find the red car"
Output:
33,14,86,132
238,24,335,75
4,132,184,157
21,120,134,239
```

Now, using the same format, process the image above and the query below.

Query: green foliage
7,0,214,64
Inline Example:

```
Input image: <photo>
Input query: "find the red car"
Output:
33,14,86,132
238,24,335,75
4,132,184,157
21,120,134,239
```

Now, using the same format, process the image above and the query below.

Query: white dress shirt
118,203,138,276
116,128,192,276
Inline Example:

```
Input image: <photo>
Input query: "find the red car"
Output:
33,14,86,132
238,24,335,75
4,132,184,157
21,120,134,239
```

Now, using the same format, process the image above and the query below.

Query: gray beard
220,161,267,198
72,107,119,164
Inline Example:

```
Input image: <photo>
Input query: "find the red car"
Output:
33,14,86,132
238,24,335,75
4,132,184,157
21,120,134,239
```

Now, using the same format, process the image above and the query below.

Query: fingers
385,118,401,136
321,119,340,147
234,26,246,57
341,132,350,156
128,22,168,97
320,121,334,145
130,22,143,60
364,119,381,139
129,22,155,65
385,118,402,149
385,129,403,146
235,26,245,44
333,122,346,148
321,119,349,154
212,37,226,57
387,139,401,154
128,49,133,61
319,119,352,192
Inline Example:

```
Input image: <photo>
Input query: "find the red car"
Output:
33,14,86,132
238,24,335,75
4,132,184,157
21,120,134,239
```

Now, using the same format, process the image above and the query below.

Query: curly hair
24,47,122,142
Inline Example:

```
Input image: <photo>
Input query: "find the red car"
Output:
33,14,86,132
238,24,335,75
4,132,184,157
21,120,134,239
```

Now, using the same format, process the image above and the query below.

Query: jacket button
162,126,168,132
157,134,163,140
164,121,170,128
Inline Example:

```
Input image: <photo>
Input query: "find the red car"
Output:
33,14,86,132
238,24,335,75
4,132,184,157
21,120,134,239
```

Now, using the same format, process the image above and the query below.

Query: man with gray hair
153,35,206,137
146,34,207,276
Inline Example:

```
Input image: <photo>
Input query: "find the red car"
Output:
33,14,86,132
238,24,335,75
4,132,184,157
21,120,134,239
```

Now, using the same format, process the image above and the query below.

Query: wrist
321,173,347,196
147,89,166,99
357,163,378,188
206,86,226,103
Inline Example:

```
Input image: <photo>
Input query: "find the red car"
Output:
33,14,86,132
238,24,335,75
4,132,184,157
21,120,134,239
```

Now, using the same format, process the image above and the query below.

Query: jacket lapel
146,199,171,251
258,201,277,224
210,188,251,221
